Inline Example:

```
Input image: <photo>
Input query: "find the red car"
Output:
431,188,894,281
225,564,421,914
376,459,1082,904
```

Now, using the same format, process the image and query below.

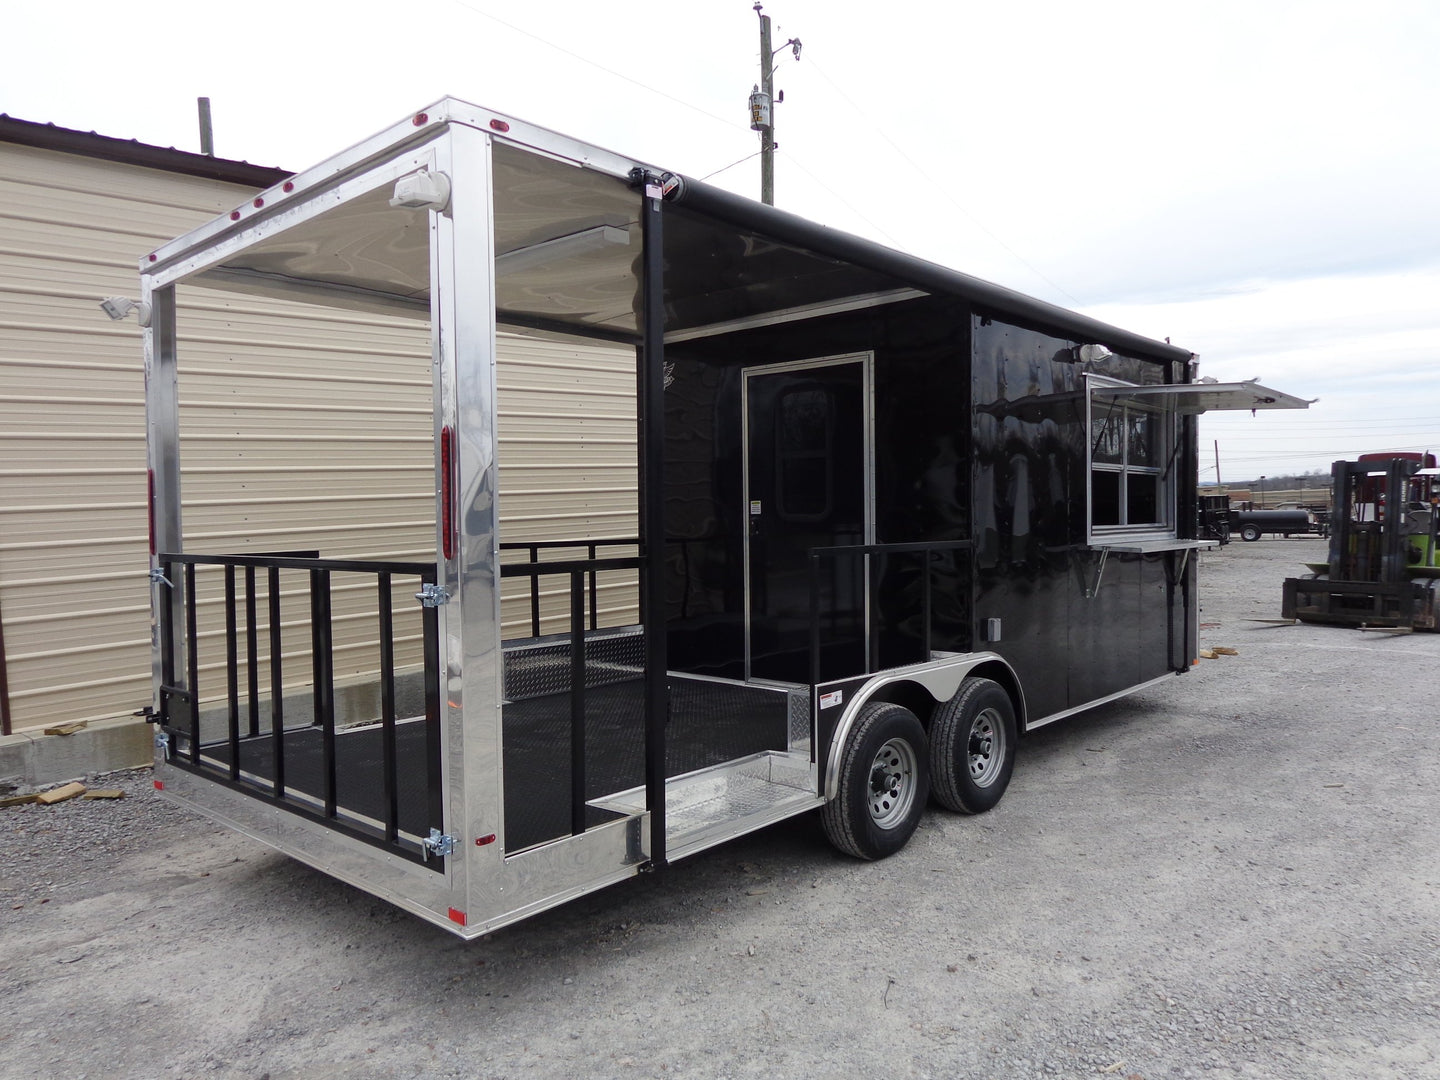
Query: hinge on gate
422,829,456,860
149,567,174,588
415,583,450,608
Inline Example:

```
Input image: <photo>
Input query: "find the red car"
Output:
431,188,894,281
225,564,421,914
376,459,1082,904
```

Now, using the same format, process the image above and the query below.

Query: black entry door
745,358,869,683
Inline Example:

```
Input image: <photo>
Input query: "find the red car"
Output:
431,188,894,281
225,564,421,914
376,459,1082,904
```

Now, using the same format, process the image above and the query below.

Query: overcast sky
7,0,1438,484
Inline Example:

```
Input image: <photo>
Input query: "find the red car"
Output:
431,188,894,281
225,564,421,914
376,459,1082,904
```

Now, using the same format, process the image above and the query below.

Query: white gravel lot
1,537,1436,1080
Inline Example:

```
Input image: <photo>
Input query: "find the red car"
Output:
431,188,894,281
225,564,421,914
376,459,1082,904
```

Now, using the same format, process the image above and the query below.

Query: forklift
1282,455,1440,629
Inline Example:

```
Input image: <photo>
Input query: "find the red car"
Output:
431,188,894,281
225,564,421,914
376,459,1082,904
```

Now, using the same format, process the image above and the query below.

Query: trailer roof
142,98,1194,366
666,176,1194,366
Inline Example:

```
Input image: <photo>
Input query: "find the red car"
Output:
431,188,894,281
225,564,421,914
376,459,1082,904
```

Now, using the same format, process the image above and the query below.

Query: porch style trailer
138,99,1307,937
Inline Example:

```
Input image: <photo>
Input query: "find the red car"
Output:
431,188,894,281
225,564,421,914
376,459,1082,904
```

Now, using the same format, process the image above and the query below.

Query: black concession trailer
136,100,1310,936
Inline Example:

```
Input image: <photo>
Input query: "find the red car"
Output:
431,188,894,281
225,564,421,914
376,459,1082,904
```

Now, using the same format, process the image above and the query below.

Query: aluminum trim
146,144,443,290
432,125,511,914
144,284,182,741
140,98,663,278
664,289,925,344
154,758,463,932
1022,671,1177,732
1091,380,1313,414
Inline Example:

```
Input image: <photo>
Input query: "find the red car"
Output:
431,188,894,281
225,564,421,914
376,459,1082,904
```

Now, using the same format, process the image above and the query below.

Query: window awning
1091,380,1313,415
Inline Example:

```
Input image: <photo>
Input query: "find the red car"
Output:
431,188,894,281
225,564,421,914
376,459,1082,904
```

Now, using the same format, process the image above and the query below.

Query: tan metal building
0,117,635,775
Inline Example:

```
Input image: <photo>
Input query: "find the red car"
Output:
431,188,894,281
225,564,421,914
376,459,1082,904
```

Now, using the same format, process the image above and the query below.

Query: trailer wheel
1241,523,1262,542
929,677,1017,815
821,701,929,860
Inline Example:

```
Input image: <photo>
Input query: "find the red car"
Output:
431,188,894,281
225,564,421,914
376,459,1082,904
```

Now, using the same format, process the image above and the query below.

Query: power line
443,0,746,134
778,153,906,248
802,55,1082,305
699,150,763,182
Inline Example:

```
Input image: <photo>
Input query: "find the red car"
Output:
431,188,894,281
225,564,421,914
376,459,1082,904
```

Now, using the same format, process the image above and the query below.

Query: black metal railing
156,552,444,868
807,540,974,685
500,550,645,836
500,538,641,639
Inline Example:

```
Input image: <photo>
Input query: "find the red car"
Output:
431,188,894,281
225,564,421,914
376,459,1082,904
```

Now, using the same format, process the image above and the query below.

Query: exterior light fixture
495,225,631,276
99,296,151,327
1076,343,1113,364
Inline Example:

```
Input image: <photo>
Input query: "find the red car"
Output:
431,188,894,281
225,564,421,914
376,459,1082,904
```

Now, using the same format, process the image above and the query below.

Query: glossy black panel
663,297,1192,712
665,296,975,676
971,318,1182,719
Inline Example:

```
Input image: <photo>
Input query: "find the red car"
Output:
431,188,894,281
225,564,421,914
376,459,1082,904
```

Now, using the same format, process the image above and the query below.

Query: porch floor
198,671,804,854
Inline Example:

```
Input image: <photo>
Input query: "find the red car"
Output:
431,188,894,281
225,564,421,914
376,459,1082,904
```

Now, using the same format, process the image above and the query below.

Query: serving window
1088,377,1174,541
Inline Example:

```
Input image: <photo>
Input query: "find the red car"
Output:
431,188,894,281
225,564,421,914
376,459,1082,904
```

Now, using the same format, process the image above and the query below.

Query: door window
775,385,834,522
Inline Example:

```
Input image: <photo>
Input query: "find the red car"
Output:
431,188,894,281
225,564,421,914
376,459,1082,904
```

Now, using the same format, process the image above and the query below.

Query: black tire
821,701,929,860
1240,523,1262,542
929,677,1017,814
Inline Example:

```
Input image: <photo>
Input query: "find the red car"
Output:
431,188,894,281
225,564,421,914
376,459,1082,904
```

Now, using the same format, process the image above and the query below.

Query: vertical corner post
640,185,668,868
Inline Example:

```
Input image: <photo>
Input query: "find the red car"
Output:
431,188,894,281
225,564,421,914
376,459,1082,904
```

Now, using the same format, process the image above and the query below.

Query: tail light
440,426,455,561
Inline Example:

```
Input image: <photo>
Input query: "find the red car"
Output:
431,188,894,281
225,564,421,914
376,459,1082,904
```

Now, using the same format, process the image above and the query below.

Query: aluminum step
590,750,822,862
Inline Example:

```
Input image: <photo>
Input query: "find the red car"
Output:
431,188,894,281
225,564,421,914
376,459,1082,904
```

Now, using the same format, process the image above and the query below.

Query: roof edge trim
0,114,291,189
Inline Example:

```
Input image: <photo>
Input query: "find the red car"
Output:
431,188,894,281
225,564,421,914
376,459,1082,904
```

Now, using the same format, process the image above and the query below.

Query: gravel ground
1,537,1437,1079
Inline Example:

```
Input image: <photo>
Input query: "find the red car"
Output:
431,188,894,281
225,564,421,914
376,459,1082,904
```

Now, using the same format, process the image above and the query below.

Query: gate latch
422,829,456,860
149,567,174,588
155,730,172,761
415,583,450,608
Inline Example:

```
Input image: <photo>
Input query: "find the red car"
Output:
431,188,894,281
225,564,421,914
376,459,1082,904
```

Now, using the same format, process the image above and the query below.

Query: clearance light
489,119,510,133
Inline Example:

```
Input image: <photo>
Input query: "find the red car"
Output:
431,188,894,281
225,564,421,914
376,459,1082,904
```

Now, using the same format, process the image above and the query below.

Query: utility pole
750,4,800,206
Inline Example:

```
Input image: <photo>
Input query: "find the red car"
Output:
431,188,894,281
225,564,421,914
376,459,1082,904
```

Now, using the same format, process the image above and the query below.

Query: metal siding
0,145,264,731
495,332,639,638
0,142,638,731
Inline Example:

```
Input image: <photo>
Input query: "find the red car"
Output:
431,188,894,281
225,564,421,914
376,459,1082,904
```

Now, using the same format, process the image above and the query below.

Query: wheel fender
822,652,1023,801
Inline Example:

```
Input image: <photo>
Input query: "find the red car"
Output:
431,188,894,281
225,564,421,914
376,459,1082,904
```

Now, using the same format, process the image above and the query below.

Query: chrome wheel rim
967,708,1005,787
868,737,918,829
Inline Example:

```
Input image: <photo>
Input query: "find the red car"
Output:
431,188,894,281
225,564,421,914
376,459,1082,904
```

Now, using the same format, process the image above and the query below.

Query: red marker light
253,197,264,208
148,253,157,262
475,834,496,847
440,425,455,561
447,908,467,926
153,780,164,790
282,180,295,192
230,210,241,221
413,112,429,126
489,119,510,133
